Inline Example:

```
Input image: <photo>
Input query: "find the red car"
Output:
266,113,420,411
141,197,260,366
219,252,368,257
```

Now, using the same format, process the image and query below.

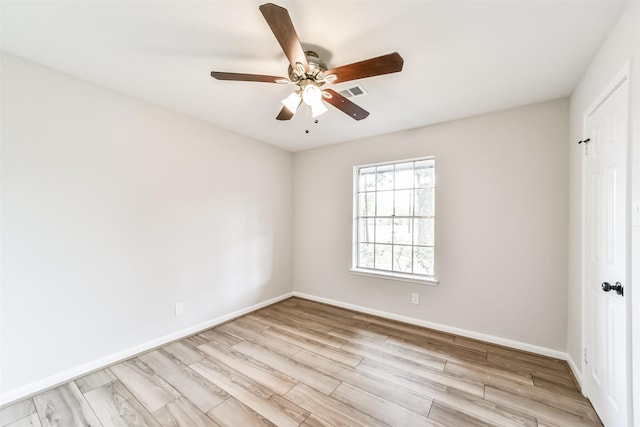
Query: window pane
415,160,435,187
376,190,394,216
375,218,392,243
414,218,434,246
394,162,413,189
414,188,434,216
354,157,435,279
359,243,374,268
359,167,376,191
394,189,413,216
413,246,434,276
393,245,413,273
359,218,375,243
359,192,375,217
393,218,412,244
376,165,394,190
375,244,392,270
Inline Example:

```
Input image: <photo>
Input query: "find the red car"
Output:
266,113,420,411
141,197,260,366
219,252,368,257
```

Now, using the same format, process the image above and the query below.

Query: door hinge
579,138,590,156
584,348,588,365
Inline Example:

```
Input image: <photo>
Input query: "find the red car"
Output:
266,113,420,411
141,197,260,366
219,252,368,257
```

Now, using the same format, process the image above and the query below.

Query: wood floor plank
75,369,117,394
152,397,219,426
253,312,347,348
0,399,36,426
484,386,602,426
357,315,456,344
535,420,569,427
197,342,298,395
299,310,376,332
3,414,41,427
531,373,583,399
292,350,434,417
452,335,511,353
262,326,363,367
207,397,276,427
344,340,448,373
32,382,101,427
438,346,540,382
231,341,340,395
288,298,361,317
110,358,181,413
444,361,535,389
384,335,489,365
217,322,302,358
453,336,571,374
356,357,537,426
229,315,270,332
161,341,204,365
181,334,211,348
261,302,308,317
138,349,229,412
84,380,160,426
487,346,569,371
531,369,580,391
284,383,388,427
299,414,334,427
486,352,573,379
487,386,600,423
327,327,386,345
427,401,495,427
483,382,600,423
191,356,309,427
197,329,243,348
260,306,335,334
332,329,447,371
331,382,433,426
359,358,485,398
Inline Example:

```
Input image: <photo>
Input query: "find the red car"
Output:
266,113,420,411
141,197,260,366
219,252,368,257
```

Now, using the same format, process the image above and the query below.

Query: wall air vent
338,84,368,98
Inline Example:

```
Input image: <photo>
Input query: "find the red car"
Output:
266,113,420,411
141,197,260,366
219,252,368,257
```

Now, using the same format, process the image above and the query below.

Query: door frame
580,62,632,422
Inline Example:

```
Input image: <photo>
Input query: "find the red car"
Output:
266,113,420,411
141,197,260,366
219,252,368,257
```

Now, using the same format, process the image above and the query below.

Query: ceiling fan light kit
210,3,404,122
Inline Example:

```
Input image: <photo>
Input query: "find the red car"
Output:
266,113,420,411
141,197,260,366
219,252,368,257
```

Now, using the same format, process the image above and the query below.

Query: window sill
350,268,439,285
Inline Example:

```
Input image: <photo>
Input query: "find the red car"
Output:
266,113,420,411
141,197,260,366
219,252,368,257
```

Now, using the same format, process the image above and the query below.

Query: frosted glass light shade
310,100,328,118
282,92,301,113
302,84,322,106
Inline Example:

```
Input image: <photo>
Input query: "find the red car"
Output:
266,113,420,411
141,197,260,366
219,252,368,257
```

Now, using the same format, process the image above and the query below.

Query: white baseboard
565,353,584,392
0,292,293,407
293,292,569,360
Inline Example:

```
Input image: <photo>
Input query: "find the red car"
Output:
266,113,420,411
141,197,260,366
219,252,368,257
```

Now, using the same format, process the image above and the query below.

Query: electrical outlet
411,293,419,304
175,302,184,316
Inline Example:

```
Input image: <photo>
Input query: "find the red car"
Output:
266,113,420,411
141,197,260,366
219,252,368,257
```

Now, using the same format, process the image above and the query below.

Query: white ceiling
1,1,627,152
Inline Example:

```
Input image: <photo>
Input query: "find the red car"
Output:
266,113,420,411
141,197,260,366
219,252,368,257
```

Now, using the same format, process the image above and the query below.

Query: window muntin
353,158,435,280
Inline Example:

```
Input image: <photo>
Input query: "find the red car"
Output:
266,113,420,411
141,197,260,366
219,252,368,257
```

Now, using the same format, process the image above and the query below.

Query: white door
584,76,629,427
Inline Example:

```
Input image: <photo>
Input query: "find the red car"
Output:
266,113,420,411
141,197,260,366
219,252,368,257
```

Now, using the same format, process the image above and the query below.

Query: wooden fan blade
276,106,295,121
259,3,309,72
210,71,289,83
322,89,370,121
323,52,404,84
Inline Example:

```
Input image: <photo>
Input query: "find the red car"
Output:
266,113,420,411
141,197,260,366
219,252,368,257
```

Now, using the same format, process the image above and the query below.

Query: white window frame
351,156,438,285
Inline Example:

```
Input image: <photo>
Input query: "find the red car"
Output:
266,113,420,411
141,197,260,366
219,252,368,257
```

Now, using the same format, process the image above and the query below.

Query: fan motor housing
288,51,327,82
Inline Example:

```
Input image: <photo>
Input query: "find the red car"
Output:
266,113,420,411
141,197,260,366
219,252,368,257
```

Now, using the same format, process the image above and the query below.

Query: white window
352,157,437,284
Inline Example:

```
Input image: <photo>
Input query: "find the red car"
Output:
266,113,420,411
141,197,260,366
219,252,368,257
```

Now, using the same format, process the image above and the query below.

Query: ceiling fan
210,3,404,121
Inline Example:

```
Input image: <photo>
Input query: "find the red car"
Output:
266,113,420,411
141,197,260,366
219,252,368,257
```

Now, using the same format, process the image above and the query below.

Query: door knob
601,282,624,296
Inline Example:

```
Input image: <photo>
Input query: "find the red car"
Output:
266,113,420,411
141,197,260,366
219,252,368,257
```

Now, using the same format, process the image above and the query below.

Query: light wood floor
1,297,601,427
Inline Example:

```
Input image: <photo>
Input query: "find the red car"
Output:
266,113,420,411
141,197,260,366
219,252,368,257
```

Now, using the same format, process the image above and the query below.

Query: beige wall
293,99,569,352
567,2,640,422
0,53,293,399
